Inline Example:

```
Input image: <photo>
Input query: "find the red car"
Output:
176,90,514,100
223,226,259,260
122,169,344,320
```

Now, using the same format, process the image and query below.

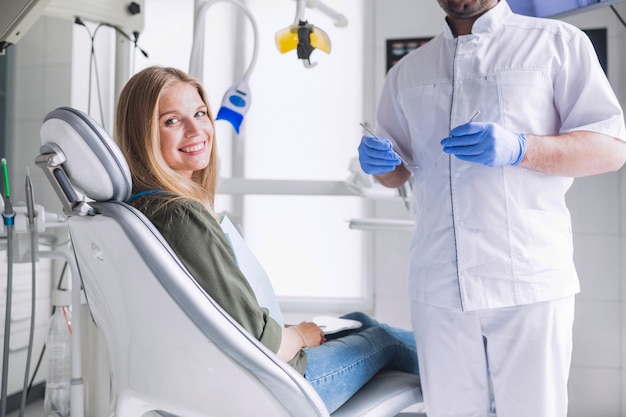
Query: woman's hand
277,321,326,362
292,322,326,348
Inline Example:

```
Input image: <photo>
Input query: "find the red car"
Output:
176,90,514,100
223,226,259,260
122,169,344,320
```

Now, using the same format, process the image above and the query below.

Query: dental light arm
189,0,259,134
297,0,347,27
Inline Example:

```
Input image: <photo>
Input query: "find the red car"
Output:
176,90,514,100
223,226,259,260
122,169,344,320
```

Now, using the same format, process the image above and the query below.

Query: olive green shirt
129,193,307,374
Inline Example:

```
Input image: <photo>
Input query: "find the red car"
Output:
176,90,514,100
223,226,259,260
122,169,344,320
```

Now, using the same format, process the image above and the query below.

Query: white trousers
411,296,575,417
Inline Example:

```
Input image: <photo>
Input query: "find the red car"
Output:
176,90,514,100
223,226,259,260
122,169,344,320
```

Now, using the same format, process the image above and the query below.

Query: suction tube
18,168,38,417
0,158,16,417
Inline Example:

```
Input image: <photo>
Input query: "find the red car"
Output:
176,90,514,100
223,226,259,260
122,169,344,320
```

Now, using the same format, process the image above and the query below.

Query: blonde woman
115,66,419,413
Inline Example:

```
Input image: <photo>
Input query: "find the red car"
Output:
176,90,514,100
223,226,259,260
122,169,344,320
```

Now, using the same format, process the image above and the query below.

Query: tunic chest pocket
492,70,553,132
399,82,453,146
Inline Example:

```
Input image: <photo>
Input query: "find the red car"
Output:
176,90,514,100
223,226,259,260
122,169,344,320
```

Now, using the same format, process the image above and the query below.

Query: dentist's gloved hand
358,135,402,175
440,122,527,167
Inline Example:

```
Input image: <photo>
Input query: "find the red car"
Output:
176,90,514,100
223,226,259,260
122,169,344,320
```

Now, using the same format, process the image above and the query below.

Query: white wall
10,15,73,208
369,2,626,416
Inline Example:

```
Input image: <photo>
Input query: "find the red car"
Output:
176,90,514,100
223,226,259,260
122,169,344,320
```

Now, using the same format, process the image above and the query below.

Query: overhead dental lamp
189,0,259,134
275,0,348,68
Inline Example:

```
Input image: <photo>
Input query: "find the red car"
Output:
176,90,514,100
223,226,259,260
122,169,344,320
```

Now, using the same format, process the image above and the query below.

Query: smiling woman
115,66,220,215
157,82,213,177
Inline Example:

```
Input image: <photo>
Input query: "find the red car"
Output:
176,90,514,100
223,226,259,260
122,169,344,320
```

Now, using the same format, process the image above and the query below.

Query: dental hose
0,158,15,417
18,168,38,417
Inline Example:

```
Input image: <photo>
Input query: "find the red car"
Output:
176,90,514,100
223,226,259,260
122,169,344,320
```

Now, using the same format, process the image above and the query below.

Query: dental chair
35,106,423,417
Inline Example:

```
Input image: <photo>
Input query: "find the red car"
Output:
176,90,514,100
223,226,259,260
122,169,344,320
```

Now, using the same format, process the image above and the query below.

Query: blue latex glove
358,135,402,175
440,122,527,167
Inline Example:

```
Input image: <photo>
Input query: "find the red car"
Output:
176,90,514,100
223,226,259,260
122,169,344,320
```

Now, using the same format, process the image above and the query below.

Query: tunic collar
443,0,513,39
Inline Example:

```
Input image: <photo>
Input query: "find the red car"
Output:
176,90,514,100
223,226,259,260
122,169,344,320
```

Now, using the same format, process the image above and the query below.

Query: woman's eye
195,110,207,118
165,118,178,126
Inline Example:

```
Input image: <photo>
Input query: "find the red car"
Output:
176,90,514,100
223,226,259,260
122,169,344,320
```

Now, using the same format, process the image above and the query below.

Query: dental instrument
18,168,38,417
189,0,259,134
436,110,481,166
397,182,411,211
467,110,482,123
0,158,15,417
359,123,414,210
275,0,347,68
359,122,419,169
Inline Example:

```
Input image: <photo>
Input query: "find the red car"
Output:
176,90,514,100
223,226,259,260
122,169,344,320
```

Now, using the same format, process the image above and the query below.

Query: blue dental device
216,79,251,134
189,0,258,134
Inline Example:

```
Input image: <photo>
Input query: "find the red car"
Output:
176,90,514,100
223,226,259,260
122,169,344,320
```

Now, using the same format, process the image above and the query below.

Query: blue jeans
303,312,419,413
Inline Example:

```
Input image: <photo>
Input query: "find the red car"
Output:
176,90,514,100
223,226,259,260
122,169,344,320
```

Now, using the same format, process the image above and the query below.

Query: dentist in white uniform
357,1,626,416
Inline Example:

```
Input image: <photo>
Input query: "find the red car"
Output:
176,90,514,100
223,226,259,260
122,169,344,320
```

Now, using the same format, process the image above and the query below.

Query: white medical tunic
376,1,626,311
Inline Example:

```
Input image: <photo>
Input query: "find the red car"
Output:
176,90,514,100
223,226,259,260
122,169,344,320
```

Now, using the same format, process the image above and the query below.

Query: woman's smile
180,141,206,154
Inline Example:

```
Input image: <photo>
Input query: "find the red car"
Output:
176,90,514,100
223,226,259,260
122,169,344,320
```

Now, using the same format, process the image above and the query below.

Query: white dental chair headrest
39,107,132,203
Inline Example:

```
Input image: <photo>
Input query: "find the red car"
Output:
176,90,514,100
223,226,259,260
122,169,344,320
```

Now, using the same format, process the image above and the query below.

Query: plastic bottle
44,289,72,417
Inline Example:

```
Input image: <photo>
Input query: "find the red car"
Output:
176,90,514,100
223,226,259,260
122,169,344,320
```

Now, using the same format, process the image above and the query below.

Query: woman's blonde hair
115,66,218,214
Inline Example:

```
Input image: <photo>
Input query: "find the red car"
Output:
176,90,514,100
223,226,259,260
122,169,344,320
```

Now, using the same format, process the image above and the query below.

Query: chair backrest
36,106,423,417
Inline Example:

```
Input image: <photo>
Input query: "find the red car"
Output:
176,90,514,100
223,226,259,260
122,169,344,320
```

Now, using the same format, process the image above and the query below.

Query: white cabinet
0,257,52,396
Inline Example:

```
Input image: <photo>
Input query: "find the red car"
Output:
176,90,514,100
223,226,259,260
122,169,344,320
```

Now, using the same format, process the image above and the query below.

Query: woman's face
157,81,214,178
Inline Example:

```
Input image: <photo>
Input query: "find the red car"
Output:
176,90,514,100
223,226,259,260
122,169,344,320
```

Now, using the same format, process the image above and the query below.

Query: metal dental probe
359,122,419,169
436,110,481,166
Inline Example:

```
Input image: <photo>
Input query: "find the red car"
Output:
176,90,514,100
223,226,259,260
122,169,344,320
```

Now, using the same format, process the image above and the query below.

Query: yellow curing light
275,20,330,67
275,0,346,68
